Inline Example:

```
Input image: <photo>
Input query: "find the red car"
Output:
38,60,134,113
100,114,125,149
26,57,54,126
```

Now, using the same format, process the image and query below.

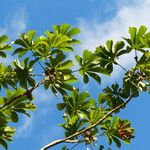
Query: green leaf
14,39,27,47
13,109,30,117
87,72,101,84
64,75,77,83
13,47,27,56
98,93,107,104
106,63,113,73
61,146,68,150
0,138,8,150
114,41,125,53
0,97,4,105
137,25,147,40
129,27,137,44
44,81,50,90
83,50,93,62
66,28,80,37
57,103,66,111
75,55,82,65
20,79,28,89
111,116,119,128
27,30,36,45
16,102,36,110
78,91,90,103
60,24,71,35
0,35,8,44
106,40,113,52
60,83,74,91
0,51,6,58
83,73,89,83
56,60,74,70
112,136,121,148
27,77,36,87
10,111,19,122
99,145,104,150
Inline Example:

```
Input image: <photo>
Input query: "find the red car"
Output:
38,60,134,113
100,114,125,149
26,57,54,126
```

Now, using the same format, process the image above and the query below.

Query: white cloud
15,116,33,138
77,0,150,79
33,88,51,104
78,0,150,50
0,8,27,37
0,8,27,65
10,8,27,36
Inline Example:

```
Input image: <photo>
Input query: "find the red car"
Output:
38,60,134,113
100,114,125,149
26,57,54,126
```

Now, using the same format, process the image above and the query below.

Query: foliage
0,24,149,150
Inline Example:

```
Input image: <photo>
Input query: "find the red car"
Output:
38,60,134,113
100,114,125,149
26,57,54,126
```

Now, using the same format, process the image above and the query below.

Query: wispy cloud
0,8,27,37
78,0,150,50
0,8,27,65
77,0,150,79
15,116,33,138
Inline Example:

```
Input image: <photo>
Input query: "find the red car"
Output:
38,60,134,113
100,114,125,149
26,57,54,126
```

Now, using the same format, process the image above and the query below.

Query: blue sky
0,0,150,150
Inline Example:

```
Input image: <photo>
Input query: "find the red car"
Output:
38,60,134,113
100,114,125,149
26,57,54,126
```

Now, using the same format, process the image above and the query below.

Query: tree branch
40,94,134,150
0,77,49,109
65,139,83,143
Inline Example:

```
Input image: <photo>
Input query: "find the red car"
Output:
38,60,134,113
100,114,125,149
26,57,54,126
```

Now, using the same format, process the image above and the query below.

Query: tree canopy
0,24,150,150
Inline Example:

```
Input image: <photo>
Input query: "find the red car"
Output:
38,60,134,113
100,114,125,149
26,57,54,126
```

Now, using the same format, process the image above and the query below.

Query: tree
0,24,149,150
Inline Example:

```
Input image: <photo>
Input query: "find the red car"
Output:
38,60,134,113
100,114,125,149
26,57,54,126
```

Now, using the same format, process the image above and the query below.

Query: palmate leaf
13,24,80,58
2,88,26,107
52,24,80,42
10,111,19,123
76,50,110,84
137,51,150,76
15,102,36,110
100,117,134,148
56,60,74,70
85,108,105,125
0,125,15,150
0,88,35,149
83,50,94,62
0,35,9,44
45,32,74,52
43,70,76,96
95,40,128,73
140,32,150,47
60,115,86,137
44,52,77,96
102,84,128,110
13,30,37,57
0,138,8,150
0,64,17,90
13,58,36,89
114,118,135,143
0,35,11,58
123,25,147,52
57,90,93,115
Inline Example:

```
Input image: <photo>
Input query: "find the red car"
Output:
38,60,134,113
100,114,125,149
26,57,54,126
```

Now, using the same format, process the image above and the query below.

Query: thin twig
115,61,128,72
30,49,45,70
32,74,44,77
134,49,138,63
40,94,134,150
72,69,81,73
65,140,81,143
0,77,49,109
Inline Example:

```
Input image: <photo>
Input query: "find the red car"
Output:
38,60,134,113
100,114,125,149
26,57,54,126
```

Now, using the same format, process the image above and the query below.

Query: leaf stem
115,61,128,72
30,49,45,70
134,49,138,63
72,69,81,73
